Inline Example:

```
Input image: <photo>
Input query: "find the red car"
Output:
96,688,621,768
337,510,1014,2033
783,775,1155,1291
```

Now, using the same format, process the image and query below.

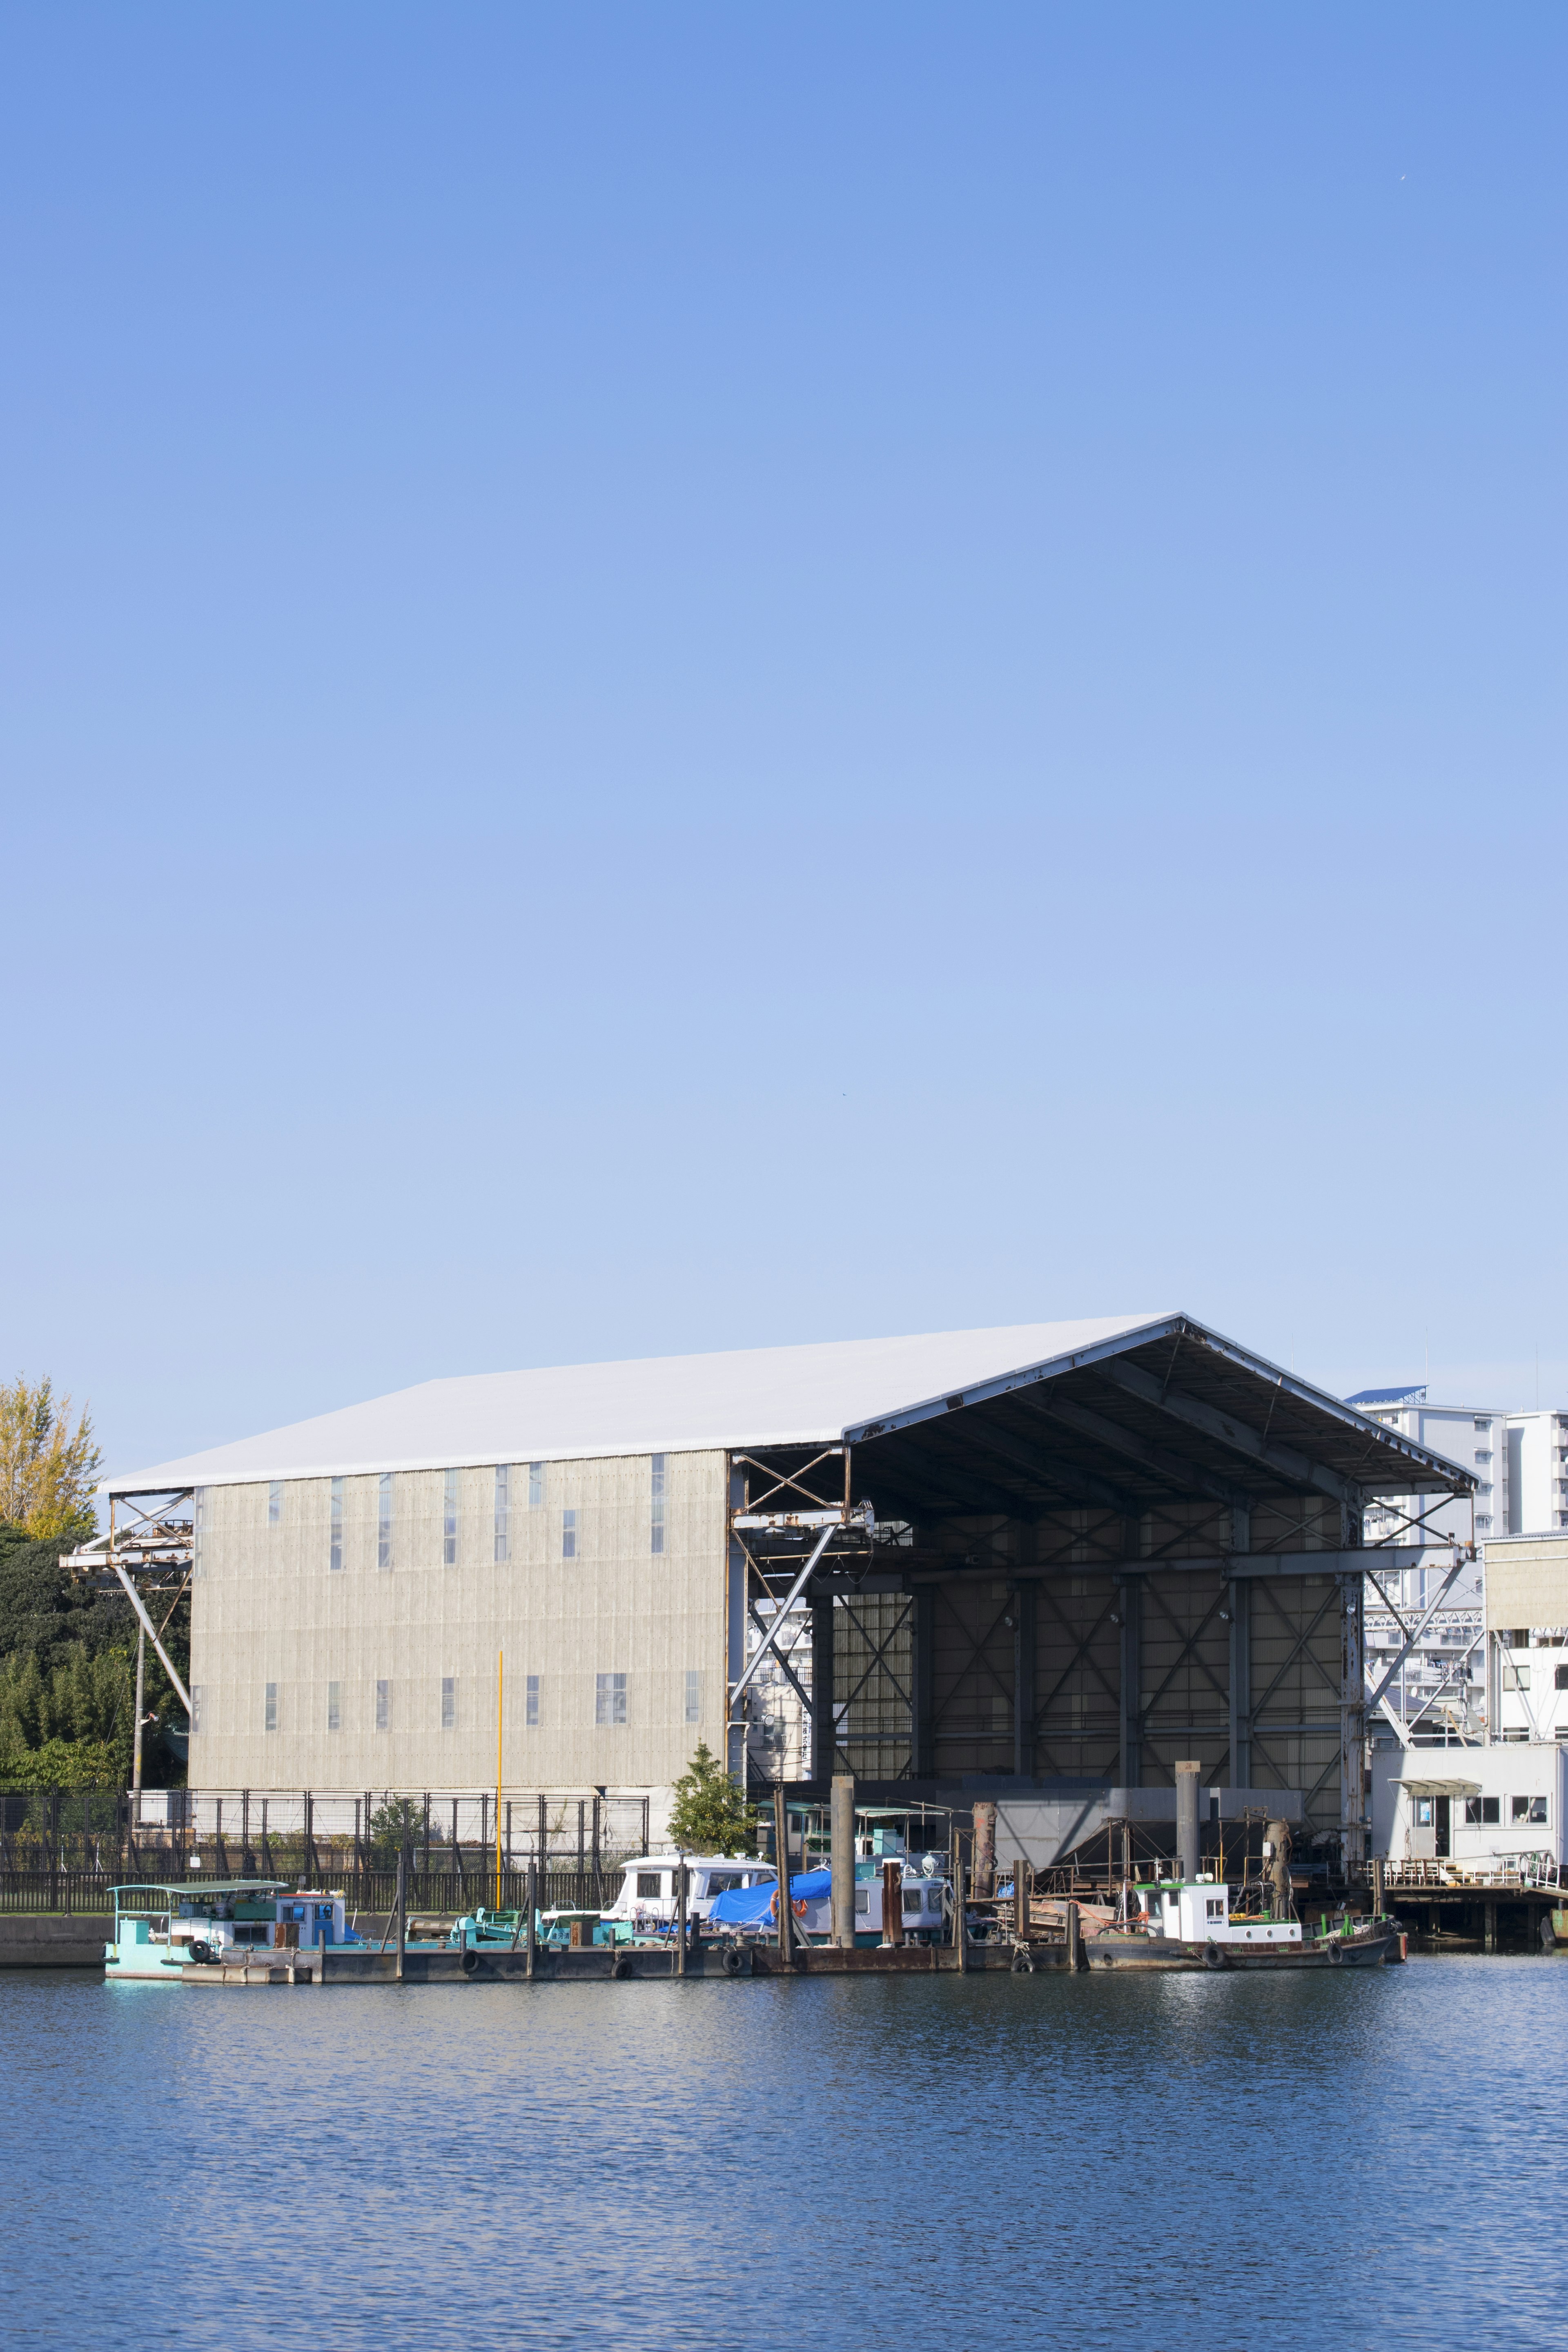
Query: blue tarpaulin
708,1868,831,1926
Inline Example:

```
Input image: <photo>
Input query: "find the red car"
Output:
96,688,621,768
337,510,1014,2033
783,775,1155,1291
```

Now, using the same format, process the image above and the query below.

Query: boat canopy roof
110,1878,295,1898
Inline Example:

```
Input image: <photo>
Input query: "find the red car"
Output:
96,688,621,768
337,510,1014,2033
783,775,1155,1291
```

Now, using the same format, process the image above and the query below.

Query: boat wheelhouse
1135,1877,1303,1949
599,1854,778,1935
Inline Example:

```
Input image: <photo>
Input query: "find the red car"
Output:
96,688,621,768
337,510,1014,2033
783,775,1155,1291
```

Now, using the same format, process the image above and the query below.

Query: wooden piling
972,1801,997,1899
831,1775,855,1948
773,1784,793,1963
525,1860,538,1979
394,1840,407,1983
675,1858,688,1977
1067,1900,1082,1972
953,1859,968,1973
1014,1858,1030,1940
882,1858,903,1948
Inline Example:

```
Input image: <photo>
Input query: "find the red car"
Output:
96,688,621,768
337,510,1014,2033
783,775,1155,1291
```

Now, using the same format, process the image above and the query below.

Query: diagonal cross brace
747,1600,815,1720
730,1522,837,1711
111,1556,194,1718
1364,1555,1467,1711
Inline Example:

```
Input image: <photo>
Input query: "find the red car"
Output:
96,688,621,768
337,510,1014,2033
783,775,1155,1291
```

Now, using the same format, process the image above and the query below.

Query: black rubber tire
1011,1946,1035,1974
459,1948,479,1975
1328,1940,1343,1964
613,1956,634,1978
189,1941,214,1966
1203,1940,1225,1971
722,1946,743,1976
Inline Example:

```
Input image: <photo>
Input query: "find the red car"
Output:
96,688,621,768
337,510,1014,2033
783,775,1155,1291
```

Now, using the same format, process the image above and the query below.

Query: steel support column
1117,1573,1142,1786
913,1585,935,1778
811,1595,837,1782
1340,1572,1367,1871
1013,1581,1036,1779
1228,1578,1252,1791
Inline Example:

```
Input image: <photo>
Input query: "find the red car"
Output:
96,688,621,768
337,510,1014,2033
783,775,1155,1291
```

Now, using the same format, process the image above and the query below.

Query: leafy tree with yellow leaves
0,1376,101,1541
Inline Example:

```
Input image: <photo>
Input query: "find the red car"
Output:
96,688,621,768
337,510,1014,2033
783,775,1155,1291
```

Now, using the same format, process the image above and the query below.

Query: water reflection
2,1961,1564,2348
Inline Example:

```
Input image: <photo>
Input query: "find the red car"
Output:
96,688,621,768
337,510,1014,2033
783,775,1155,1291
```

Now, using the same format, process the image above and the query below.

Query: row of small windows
235,1669,704,1734
264,1459,669,1570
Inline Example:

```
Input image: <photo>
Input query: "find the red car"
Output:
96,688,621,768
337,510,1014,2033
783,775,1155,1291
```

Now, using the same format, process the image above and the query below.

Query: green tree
0,1645,133,1783
665,1742,758,1856
0,1377,102,1541
369,1796,422,1859
0,1522,135,1669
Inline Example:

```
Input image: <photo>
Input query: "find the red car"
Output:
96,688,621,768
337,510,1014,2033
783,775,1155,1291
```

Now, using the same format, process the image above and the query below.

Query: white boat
599,1853,778,1937
708,1853,951,1944
1136,1876,1303,1949
104,1880,363,1980
851,1855,949,1944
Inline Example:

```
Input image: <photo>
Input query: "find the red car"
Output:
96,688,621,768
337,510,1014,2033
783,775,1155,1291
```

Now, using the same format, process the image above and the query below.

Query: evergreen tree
665,1741,758,1856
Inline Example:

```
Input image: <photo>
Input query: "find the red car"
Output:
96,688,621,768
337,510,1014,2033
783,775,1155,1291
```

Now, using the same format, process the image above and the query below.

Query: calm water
4,1958,1566,2348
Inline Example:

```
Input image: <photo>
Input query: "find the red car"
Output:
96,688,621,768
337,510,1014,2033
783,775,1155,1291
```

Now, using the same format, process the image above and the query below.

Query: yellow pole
496,1648,504,1910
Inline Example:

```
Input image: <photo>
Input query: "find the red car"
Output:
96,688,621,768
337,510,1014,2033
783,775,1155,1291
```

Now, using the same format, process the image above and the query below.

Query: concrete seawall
0,1916,108,1968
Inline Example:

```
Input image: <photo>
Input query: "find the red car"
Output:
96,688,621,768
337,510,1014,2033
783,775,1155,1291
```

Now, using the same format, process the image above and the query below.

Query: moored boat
1077,1875,1396,1970
104,1880,367,1981
709,1853,951,1947
598,1853,780,1939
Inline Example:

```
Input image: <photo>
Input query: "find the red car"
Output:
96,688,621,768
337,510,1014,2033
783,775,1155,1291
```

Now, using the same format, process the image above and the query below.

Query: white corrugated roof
105,1314,1172,1494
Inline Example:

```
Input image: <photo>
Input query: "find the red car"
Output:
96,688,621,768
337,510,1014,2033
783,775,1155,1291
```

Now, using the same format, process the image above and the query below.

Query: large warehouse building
104,1313,1474,1861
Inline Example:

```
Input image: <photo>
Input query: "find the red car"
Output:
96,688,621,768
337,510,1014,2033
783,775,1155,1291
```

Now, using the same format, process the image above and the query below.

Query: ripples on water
4,1960,1565,2348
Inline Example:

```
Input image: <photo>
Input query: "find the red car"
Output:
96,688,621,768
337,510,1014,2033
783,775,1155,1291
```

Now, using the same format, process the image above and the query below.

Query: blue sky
2,4,1563,1475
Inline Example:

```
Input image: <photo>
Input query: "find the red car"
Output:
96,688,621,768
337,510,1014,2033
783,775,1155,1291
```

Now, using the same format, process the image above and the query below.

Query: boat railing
1381,1856,1563,1891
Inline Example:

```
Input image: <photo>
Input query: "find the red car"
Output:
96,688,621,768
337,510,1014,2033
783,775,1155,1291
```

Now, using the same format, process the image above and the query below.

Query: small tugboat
104,1881,367,1981
1078,1875,1397,1971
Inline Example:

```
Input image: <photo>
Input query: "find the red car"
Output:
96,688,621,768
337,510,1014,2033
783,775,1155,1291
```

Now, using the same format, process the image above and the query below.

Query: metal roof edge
1173,1321,1479,1492
841,1315,1188,1443
843,1311,1478,1492
100,1428,837,1499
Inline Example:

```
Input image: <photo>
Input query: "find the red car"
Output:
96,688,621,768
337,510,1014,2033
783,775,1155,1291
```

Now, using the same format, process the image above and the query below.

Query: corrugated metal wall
187,1449,729,1793
824,1496,1355,1842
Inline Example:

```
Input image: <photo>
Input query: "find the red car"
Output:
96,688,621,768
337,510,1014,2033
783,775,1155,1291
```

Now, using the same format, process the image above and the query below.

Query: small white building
1372,1744,1566,1871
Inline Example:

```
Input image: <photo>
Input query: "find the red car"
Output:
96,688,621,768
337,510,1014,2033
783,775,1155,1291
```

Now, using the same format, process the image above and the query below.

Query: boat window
854,1889,869,1914
706,1873,744,1895
1514,1795,1548,1824
903,1889,923,1915
636,1872,661,1898
1413,1798,1434,1827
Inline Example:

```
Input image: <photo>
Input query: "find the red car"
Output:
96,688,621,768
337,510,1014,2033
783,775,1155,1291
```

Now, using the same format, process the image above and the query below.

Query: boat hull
1083,1931,1395,1971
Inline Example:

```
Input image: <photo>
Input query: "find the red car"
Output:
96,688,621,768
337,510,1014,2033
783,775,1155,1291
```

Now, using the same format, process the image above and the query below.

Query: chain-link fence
0,1785,651,1911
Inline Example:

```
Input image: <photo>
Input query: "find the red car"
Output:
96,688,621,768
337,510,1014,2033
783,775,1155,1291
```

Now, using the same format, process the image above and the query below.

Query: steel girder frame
897,1495,1364,1851
832,1591,916,1781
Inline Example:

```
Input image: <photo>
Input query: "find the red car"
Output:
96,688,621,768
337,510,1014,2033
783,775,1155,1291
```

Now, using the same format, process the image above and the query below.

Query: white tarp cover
104,1313,1173,1495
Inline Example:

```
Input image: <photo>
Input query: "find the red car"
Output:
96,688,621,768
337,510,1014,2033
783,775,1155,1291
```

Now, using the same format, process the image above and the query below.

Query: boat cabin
105,1881,362,1979
599,1854,778,1931
1135,1878,1303,1948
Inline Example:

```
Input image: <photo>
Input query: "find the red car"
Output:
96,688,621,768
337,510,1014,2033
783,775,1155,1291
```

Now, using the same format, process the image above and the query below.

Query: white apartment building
1349,1384,1568,1742
1351,1385,1568,1546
